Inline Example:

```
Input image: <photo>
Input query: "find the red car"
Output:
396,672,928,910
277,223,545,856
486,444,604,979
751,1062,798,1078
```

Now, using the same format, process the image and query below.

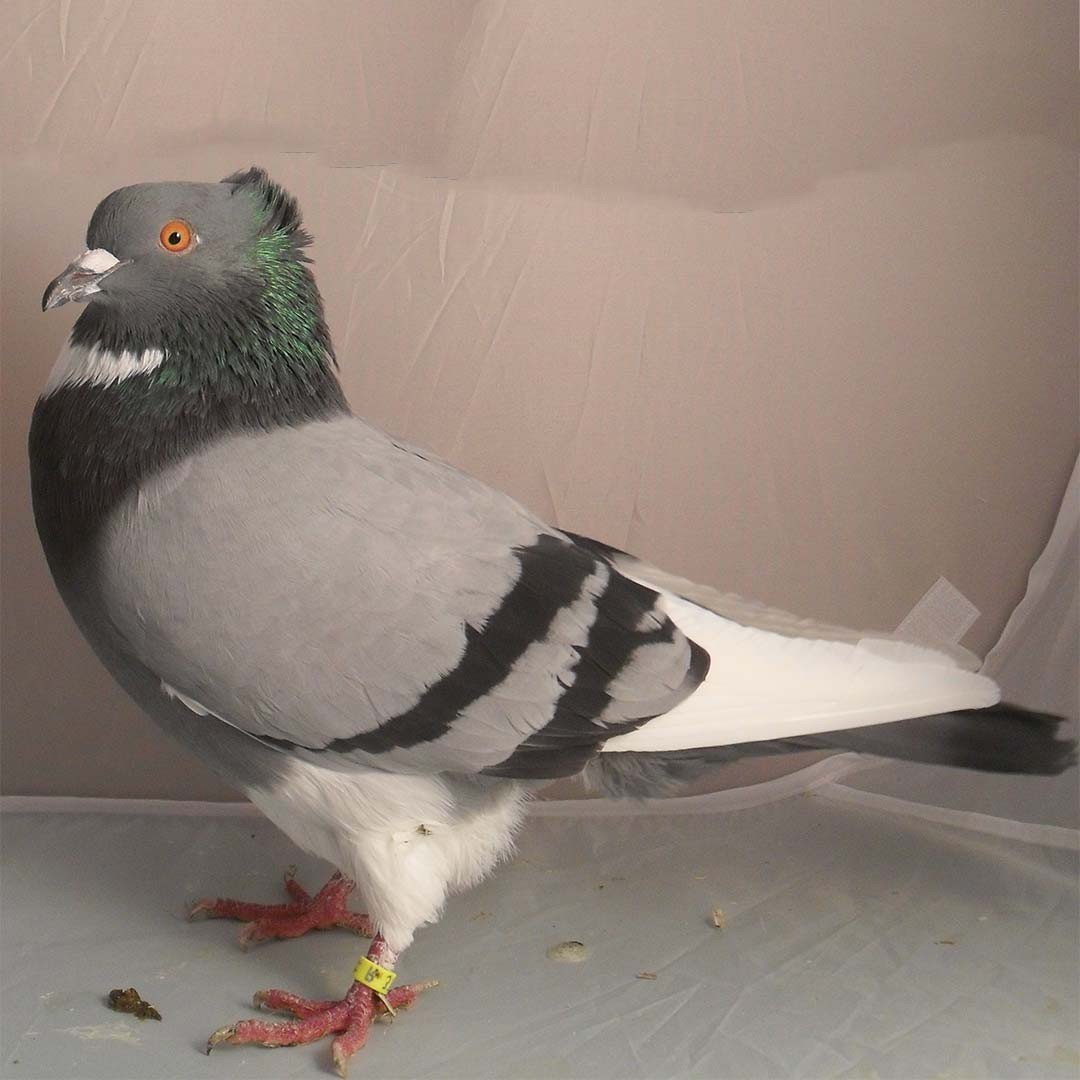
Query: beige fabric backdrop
1,1,1076,799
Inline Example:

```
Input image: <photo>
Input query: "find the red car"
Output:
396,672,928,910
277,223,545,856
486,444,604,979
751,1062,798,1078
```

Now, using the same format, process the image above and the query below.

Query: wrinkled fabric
3,781,1076,1079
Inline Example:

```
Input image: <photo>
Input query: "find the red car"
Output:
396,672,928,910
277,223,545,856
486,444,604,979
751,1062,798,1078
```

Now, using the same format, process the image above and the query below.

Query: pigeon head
45,168,307,314
32,170,349,552
42,168,339,391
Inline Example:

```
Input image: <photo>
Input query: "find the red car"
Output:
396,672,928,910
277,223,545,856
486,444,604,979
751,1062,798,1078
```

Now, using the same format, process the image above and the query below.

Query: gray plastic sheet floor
2,769,1078,1080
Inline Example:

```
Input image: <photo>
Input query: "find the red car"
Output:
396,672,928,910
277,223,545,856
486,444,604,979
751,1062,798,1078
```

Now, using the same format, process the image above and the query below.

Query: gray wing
98,417,707,779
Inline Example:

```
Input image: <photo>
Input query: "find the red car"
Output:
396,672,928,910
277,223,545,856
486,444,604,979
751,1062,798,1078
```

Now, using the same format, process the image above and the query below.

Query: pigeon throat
56,226,344,401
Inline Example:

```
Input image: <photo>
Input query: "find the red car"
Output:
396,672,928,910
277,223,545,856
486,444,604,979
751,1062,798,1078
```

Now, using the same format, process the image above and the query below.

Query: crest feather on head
222,167,310,247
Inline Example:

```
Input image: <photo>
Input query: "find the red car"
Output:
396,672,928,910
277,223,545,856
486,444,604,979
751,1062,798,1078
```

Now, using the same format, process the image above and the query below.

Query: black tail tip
961,703,1078,775
822,703,1078,775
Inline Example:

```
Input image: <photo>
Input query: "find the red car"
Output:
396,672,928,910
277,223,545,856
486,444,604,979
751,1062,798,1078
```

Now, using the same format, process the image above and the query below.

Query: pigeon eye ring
159,219,196,254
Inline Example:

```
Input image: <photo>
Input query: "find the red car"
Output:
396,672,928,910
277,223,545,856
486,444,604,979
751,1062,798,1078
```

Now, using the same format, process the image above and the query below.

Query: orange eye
159,220,194,253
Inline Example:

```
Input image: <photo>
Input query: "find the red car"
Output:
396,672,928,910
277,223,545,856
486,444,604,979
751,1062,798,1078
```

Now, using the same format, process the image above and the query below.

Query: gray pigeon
31,168,1074,1075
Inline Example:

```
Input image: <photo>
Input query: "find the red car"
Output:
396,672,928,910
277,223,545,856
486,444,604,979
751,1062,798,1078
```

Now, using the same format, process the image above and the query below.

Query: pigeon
31,168,1075,1075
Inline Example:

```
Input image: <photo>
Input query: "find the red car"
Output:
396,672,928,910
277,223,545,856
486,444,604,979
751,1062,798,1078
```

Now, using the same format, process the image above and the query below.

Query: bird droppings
107,987,162,1021
710,907,725,929
636,971,658,980
546,941,588,963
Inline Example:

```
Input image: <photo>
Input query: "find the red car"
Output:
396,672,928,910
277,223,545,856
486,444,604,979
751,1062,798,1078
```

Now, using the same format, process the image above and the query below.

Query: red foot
188,868,374,948
206,937,437,1077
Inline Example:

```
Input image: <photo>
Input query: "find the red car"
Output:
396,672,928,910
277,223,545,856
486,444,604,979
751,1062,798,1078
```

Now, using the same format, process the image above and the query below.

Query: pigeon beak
42,248,129,312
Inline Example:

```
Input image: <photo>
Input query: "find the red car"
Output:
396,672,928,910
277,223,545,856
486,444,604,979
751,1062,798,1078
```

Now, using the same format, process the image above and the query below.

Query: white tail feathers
601,590,1000,754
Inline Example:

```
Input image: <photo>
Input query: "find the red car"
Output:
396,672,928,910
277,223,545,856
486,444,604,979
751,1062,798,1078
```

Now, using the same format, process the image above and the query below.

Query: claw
186,900,211,921
333,1045,350,1078
206,1025,236,1053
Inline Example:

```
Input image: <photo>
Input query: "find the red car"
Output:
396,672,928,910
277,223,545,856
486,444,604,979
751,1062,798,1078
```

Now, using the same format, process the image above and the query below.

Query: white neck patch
43,337,166,395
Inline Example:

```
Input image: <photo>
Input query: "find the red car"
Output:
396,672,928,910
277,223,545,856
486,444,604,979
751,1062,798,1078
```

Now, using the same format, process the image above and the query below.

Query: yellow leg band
353,956,396,995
